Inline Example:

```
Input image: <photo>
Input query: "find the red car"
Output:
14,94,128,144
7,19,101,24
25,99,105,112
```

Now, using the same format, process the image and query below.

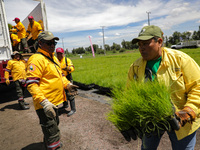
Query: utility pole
100,26,106,55
146,11,151,26
62,38,65,52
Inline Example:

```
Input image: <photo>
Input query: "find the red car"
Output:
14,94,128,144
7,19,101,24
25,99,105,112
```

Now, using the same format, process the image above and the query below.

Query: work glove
6,79,10,85
67,83,79,96
175,106,196,127
168,116,180,131
40,99,58,118
120,127,137,142
62,66,71,71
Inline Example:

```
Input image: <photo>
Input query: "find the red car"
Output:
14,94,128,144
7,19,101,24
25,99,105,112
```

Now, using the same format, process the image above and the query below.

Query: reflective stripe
5,69,11,72
26,80,39,84
18,97,23,101
47,141,60,149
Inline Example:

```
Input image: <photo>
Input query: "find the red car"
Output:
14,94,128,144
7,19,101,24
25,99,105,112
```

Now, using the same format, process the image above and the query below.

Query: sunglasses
43,40,57,46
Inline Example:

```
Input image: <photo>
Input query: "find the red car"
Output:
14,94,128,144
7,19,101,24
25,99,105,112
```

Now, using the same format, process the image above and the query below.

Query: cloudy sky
4,0,200,51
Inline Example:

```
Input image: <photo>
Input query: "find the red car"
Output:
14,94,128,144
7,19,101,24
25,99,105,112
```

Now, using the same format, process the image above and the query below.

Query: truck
171,40,200,49
0,0,48,85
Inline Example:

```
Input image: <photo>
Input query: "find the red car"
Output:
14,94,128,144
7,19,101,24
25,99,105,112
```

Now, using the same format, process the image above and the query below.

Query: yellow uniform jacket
127,47,200,140
11,34,20,46
4,59,26,81
58,57,75,76
26,48,70,110
12,22,26,39
26,21,42,40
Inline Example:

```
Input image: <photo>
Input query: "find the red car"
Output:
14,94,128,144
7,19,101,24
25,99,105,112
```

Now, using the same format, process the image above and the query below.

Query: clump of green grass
107,80,173,137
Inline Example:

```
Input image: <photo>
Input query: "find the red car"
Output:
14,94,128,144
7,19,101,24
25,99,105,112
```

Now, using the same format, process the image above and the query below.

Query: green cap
38,31,59,41
132,25,163,44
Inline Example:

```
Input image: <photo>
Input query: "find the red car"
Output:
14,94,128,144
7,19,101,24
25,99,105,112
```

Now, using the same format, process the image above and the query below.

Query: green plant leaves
107,80,173,137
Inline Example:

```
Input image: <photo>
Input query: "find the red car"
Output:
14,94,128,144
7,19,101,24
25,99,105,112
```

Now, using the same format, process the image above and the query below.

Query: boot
23,100,29,105
67,99,76,117
18,100,30,110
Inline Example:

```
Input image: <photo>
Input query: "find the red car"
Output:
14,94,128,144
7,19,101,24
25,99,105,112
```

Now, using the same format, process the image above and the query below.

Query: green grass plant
107,80,173,136
71,51,140,90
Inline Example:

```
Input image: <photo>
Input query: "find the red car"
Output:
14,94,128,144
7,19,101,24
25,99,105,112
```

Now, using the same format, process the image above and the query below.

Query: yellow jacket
26,48,70,110
127,47,200,140
4,59,26,81
26,21,42,40
12,22,26,39
58,57,75,76
11,34,20,46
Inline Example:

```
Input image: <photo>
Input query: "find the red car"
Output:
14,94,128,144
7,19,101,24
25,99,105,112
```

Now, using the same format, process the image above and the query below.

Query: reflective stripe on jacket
13,22,26,39
4,59,26,81
26,48,70,110
127,47,200,140
58,57,75,76
26,21,42,40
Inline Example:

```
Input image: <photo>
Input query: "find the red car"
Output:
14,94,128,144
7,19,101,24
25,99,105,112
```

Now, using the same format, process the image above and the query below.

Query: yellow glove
6,79,10,85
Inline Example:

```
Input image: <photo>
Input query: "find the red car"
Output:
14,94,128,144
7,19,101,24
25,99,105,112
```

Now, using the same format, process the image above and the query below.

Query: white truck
0,0,48,84
171,40,200,49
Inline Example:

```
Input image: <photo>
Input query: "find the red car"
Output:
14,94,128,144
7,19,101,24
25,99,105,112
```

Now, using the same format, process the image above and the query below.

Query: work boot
23,100,29,105
18,100,30,110
67,99,76,117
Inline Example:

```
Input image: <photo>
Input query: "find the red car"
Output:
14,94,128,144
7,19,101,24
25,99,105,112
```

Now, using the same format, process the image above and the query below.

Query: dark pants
14,80,25,100
27,37,38,53
36,108,62,150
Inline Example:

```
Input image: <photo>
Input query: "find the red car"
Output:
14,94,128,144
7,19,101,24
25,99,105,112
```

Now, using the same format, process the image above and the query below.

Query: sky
4,0,200,52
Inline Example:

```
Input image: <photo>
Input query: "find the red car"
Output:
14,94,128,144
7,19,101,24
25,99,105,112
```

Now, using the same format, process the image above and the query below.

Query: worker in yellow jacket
56,47,76,117
11,17,30,53
4,51,29,110
26,16,43,53
26,31,78,150
10,33,21,51
125,25,200,150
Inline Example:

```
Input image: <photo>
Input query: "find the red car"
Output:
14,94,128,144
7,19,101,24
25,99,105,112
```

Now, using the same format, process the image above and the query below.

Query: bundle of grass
107,80,174,137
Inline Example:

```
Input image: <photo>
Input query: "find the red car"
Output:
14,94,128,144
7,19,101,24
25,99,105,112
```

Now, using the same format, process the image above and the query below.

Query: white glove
40,99,57,118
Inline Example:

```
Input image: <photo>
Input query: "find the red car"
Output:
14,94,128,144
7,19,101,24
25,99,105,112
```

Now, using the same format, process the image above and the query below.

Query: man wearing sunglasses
26,31,78,150
26,16,43,53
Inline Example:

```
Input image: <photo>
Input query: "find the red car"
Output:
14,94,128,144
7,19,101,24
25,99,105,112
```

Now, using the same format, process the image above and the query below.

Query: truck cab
171,42,183,49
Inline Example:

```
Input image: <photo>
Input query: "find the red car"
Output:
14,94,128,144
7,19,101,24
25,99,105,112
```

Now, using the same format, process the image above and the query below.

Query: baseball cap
38,31,59,41
13,17,20,21
132,25,163,44
28,16,34,19
56,47,64,53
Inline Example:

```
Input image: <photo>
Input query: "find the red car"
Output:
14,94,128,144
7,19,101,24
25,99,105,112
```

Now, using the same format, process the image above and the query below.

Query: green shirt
146,57,162,81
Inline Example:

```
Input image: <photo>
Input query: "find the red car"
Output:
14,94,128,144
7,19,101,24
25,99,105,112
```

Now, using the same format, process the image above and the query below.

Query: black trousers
36,108,61,149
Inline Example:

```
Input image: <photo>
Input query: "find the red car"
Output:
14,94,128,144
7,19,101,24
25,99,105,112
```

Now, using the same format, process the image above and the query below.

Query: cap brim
132,36,154,44
43,37,59,41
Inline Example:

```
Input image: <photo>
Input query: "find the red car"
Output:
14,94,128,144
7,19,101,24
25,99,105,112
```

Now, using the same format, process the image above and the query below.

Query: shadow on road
0,103,23,111
0,83,31,104
21,142,45,150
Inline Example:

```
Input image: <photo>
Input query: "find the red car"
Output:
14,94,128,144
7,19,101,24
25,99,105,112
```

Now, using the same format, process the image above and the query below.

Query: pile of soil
0,85,200,150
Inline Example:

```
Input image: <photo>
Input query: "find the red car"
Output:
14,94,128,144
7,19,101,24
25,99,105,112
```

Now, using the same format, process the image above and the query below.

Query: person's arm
4,61,12,85
175,55,200,126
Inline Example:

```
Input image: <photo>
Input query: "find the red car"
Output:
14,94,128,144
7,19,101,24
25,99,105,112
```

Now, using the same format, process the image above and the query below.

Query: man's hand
120,127,137,142
62,66,71,71
6,79,10,85
175,106,196,127
40,99,57,118
67,83,79,96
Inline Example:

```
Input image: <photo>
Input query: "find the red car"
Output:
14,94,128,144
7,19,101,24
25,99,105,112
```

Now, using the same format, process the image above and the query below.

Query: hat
11,51,22,59
56,47,64,53
28,16,34,19
13,17,20,21
132,25,163,44
38,31,59,41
